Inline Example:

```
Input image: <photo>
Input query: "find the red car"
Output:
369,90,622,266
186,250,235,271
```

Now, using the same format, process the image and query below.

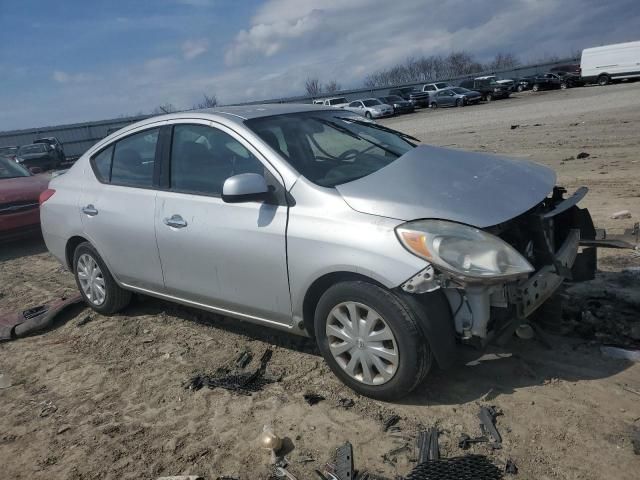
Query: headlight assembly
396,220,534,281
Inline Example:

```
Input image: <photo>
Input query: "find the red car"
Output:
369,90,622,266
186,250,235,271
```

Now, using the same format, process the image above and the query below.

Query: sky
1,0,639,130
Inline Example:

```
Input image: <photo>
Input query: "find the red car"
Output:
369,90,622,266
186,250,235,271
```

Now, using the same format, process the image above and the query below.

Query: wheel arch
302,271,457,370
65,235,89,271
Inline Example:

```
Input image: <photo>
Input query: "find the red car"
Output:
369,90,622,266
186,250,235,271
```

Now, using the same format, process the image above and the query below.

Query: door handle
82,204,98,216
163,214,188,229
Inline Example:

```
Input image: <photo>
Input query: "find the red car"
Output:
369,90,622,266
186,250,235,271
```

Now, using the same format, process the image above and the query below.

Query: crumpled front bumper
509,228,580,319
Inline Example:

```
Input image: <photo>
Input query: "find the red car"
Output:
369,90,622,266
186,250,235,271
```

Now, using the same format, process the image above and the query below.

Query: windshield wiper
312,117,402,158
335,117,421,143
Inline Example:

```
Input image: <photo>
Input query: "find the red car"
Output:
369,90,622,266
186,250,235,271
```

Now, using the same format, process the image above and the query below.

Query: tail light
39,189,56,205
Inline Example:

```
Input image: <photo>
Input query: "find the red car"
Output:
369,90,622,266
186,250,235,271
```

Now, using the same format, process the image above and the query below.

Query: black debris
382,414,401,432
77,314,93,326
235,350,253,369
478,406,503,447
337,398,355,409
417,428,439,463
335,441,354,480
576,152,590,159
304,393,326,406
184,348,275,395
405,455,503,480
505,459,518,475
632,428,640,455
510,125,519,130
458,433,489,450
381,443,409,466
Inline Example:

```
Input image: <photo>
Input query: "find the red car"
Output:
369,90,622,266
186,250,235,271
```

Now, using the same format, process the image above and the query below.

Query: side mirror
222,173,270,203
29,166,43,174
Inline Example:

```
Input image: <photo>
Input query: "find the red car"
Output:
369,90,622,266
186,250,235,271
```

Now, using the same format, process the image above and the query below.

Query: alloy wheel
77,253,106,306
325,301,399,385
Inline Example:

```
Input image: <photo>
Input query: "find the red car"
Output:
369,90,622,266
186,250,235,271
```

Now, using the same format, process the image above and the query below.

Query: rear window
329,98,348,105
91,128,159,187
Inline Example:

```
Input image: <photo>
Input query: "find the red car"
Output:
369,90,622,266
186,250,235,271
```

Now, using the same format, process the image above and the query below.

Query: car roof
191,103,337,121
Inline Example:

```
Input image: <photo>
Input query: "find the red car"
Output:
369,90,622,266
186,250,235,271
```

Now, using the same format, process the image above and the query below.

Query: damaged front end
398,186,635,346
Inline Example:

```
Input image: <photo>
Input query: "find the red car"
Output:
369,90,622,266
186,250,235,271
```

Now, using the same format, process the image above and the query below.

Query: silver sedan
40,104,598,400
344,98,394,119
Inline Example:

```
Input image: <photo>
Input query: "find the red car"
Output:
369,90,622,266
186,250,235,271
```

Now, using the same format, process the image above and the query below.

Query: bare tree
305,77,323,97
324,80,341,94
193,93,218,109
486,52,520,71
153,103,178,114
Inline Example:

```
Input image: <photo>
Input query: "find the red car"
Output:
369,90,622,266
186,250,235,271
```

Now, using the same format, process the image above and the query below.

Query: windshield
387,95,403,101
329,98,348,105
18,144,46,154
451,87,469,94
435,83,449,89
362,99,381,107
245,111,416,187
0,157,31,178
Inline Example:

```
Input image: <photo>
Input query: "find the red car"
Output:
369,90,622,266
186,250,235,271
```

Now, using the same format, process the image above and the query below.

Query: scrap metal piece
0,294,83,341
458,433,489,450
478,406,503,447
274,466,298,480
334,441,354,480
382,414,400,432
505,458,519,474
417,427,440,463
405,455,503,480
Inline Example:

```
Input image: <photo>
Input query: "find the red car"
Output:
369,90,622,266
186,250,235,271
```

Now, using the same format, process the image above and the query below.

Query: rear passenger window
170,124,264,196
92,146,113,182
111,129,159,187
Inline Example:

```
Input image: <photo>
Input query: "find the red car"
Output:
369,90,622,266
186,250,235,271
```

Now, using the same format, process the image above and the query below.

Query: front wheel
517,84,525,92
73,242,132,314
598,74,610,86
485,93,493,102
314,281,432,401
532,84,540,92
365,111,372,119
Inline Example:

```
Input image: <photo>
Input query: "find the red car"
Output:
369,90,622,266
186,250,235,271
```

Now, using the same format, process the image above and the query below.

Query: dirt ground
1,83,640,480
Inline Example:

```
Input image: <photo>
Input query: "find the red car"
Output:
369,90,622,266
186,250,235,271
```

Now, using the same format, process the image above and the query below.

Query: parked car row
0,137,66,172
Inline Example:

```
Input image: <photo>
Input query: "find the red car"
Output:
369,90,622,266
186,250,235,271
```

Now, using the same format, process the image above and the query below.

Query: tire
598,74,609,86
430,102,437,109
532,84,540,92
314,281,432,401
73,242,132,315
455,98,463,107
516,84,524,92
365,111,372,119
560,82,568,90
485,93,493,102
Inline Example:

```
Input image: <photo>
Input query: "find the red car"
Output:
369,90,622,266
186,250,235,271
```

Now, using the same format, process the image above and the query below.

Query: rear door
154,121,291,324
79,126,165,290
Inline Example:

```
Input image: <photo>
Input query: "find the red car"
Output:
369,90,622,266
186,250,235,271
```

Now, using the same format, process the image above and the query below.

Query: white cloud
52,70,92,84
182,39,209,60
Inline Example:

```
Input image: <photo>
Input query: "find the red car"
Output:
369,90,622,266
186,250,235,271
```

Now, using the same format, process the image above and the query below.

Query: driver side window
170,124,264,196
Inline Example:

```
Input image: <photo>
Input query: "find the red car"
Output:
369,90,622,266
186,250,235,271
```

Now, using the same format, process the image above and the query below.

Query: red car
0,156,50,241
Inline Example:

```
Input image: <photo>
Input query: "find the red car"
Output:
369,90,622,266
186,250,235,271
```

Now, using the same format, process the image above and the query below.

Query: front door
154,121,292,325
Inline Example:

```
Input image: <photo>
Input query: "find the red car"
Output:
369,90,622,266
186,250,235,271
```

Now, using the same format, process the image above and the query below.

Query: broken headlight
396,220,534,281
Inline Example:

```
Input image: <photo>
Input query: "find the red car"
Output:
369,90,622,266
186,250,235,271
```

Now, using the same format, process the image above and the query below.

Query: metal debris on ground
0,373,12,390
334,441,354,480
303,393,326,405
235,350,253,369
478,406,503,449
576,152,590,159
157,477,204,480
0,294,83,341
274,466,298,479
505,459,518,474
404,455,503,480
458,433,489,450
416,427,440,463
184,348,275,394
337,398,355,409
381,443,410,466
382,414,401,432
611,210,632,219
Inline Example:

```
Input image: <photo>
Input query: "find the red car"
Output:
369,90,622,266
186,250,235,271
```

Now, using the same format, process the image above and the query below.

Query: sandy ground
1,83,640,480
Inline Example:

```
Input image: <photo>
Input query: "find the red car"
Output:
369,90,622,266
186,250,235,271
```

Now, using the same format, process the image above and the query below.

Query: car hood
0,174,49,204
335,145,556,228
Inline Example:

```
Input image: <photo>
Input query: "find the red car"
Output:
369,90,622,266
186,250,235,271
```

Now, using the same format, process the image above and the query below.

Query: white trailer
581,40,640,85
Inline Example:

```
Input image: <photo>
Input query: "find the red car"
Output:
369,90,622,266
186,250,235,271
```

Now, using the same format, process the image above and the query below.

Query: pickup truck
458,78,511,101
388,87,430,108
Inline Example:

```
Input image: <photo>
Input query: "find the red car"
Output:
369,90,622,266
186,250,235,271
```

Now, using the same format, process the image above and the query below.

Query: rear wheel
365,111,372,119
517,84,525,92
73,242,132,315
430,102,438,109
485,93,493,102
598,74,610,86
314,281,432,401
532,84,540,92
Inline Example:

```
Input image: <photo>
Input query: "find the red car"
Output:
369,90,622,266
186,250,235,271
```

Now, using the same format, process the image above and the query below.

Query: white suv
312,97,350,108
